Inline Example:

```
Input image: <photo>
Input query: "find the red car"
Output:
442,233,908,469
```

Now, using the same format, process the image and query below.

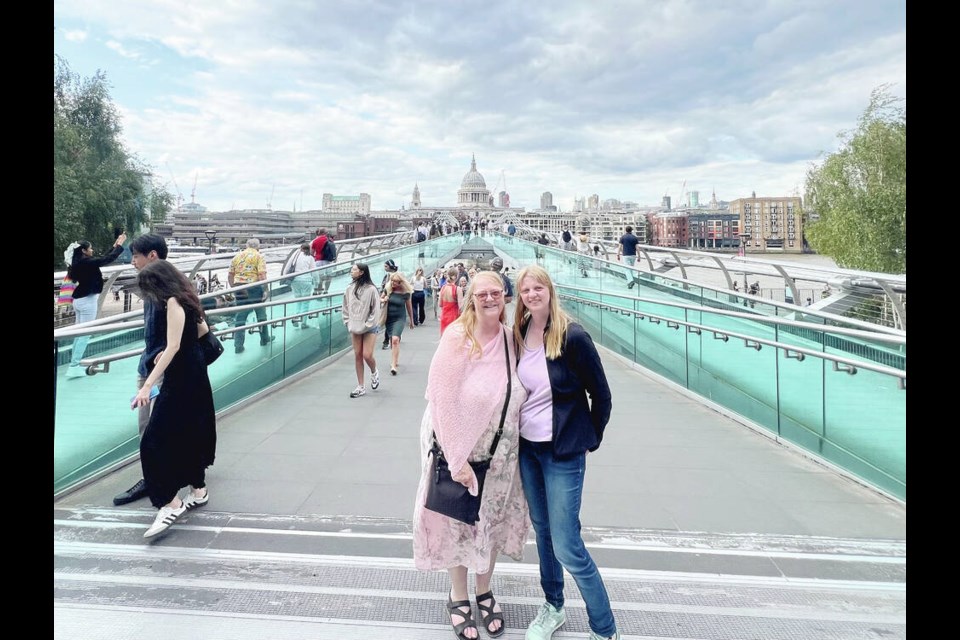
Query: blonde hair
456,271,506,358
512,264,571,360
385,271,413,295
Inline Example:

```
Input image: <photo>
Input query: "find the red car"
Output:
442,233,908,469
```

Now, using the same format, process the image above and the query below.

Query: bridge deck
54,310,906,638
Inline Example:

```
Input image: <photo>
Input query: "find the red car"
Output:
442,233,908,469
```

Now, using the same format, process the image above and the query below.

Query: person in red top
310,228,330,265
439,266,462,335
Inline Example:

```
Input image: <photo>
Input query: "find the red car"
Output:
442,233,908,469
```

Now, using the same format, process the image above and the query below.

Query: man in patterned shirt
228,238,275,353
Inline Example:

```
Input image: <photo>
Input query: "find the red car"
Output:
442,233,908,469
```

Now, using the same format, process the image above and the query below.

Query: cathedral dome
457,153,492,208
460,155,486,189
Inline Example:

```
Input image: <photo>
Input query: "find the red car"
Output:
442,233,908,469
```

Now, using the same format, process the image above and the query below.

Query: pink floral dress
412,381,530,573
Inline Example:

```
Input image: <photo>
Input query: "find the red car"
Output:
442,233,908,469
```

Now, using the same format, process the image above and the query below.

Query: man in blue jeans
617,226,640,289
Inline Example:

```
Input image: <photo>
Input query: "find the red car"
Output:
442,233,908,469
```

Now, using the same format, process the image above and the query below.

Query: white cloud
54,0,906,212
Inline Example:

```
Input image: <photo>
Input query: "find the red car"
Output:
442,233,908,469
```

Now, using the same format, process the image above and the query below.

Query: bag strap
432,327,512,459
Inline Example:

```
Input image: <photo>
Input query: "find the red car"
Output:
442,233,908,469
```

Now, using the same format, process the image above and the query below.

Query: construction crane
166,163,184,212
191,173,198,204
267,184,275,210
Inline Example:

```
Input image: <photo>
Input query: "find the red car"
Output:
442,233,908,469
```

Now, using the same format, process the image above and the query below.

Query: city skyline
54,0,905,213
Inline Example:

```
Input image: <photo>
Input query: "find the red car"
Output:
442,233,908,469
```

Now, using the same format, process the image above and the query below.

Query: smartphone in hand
130,384,160,409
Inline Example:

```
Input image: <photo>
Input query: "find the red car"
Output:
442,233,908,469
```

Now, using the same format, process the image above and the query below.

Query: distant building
411,183,421,209
648,211,688,248
728,195,803,253
687,211,741,249
540,191,553,210
322,193,371,215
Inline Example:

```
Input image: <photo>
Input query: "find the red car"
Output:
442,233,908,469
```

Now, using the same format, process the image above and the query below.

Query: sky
53,0,906,214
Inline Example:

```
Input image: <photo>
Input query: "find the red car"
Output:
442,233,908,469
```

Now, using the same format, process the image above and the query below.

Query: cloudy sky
54,0,905,214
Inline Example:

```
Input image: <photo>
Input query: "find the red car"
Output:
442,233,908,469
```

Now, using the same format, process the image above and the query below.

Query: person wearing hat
380,259,399,349
489,257,514,304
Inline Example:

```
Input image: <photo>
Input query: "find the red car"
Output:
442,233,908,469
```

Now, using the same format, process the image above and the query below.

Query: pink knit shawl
425,322,511,494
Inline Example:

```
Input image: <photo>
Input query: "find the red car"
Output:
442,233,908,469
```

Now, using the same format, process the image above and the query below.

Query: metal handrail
559,292,906,384
552,283,906,346
75,300,346,375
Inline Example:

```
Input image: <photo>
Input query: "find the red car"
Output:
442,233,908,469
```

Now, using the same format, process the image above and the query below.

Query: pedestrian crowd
60,226,621,639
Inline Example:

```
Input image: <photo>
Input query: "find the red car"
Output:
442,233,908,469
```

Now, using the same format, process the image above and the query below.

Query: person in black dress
132,260,217,539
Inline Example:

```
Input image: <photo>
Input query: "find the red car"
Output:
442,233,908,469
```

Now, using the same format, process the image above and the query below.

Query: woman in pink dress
413,271,530,640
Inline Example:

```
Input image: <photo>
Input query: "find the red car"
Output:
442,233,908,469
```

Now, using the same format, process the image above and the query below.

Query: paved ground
54,309,906,639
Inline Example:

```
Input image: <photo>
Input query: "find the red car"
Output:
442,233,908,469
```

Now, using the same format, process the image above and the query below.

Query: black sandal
475,590,505,638
446,594,478,640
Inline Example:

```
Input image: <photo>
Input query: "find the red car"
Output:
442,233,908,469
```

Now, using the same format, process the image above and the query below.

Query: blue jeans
70,294,100,366
232,285,270,349
519,438,616,638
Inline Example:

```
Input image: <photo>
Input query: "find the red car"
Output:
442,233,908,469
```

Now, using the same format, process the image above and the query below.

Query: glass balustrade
54,234,906,502
493,237,906,501
53,238,465,496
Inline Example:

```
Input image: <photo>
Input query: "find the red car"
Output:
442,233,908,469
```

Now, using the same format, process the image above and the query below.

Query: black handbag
424,329,511,525
200,329,224,365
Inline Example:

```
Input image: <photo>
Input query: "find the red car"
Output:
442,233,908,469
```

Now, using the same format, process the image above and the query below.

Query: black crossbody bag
424,329,511,525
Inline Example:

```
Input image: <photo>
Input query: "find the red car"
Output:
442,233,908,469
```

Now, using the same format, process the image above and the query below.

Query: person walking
287,242,317,328
381,271,415,375
439,266,462,335
342,263,381,398
617,226,640,289
113,234,168,507
413,270,529,640
132,259,217,539
64,233,127,377
512,265,619,640
577,233,593,277
535,233,550,263
228,238,274,354
380,259,400,350
411,267,428,326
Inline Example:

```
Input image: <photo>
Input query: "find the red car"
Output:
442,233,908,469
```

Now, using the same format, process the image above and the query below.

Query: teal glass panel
54,242,461,496
822,362,905,499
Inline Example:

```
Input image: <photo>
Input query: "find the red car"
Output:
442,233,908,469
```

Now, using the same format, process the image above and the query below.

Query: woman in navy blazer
511,265,619,640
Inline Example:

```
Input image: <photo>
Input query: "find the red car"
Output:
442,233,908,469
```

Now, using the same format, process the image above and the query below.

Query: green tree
54,55,172,269
804,85,906,273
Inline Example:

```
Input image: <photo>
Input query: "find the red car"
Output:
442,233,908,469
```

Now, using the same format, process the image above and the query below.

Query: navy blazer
519,319,613,457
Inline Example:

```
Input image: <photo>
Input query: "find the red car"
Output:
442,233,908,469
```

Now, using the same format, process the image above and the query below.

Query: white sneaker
588,632,620,640
350,385,366,398
143,502,187,538
182,487,209,509
370,369,380,390
525,602,565,640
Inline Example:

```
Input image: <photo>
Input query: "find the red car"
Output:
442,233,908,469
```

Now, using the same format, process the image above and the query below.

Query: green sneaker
525,602,565,640
588,632,620,640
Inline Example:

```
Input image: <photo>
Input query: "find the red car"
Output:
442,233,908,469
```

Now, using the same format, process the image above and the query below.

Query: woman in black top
65,233,127,377
133,259,217,539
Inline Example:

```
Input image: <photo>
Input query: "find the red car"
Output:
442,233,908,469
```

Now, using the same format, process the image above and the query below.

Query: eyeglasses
473,290,503,301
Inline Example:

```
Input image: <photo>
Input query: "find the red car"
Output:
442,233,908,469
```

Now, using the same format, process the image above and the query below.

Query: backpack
562,230,572,243
417,230,426,242
500,273,514,303
321,237,337,262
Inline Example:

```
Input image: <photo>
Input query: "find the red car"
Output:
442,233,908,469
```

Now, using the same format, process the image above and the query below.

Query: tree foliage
804,85,906,274
53,55,172,269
